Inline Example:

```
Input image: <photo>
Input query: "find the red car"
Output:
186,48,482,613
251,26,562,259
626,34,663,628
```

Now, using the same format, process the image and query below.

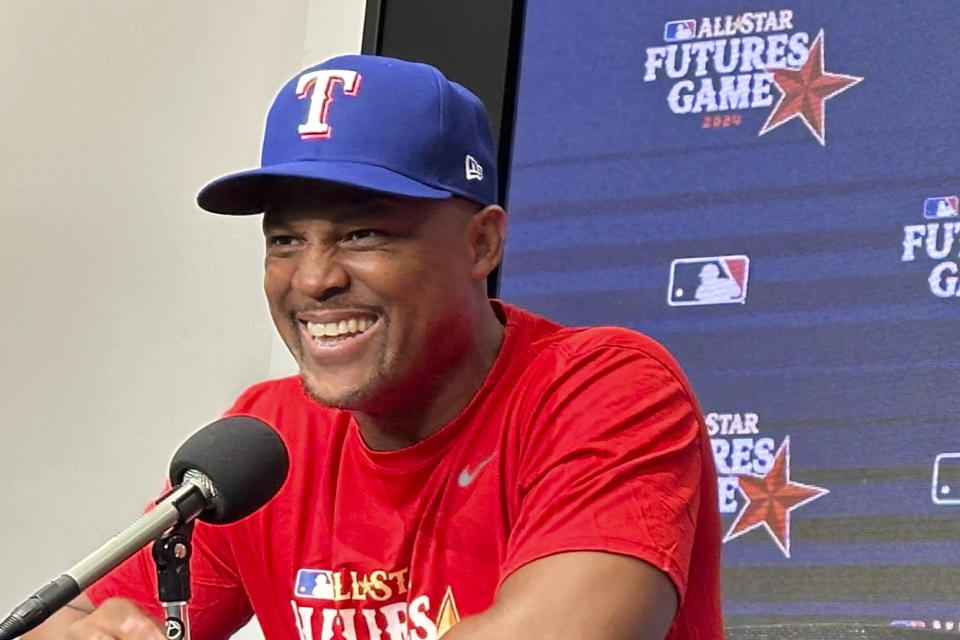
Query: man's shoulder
511,306,683,378
501,305,693,409
548,324,672,358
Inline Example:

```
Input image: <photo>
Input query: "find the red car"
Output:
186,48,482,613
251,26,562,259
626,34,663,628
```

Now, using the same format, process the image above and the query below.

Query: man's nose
290,244,349,299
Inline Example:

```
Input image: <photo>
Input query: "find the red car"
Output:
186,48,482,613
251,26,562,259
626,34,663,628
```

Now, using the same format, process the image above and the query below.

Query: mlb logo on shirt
295,569,335,599
923,196,959,220
668,255,750,307
663,20,696,42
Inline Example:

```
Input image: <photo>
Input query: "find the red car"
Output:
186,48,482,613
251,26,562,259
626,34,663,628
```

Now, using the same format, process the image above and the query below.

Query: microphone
0,416,289,640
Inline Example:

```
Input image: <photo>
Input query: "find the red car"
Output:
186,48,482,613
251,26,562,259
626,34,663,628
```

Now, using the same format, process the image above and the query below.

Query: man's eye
342,229,379,243
266,235,297,247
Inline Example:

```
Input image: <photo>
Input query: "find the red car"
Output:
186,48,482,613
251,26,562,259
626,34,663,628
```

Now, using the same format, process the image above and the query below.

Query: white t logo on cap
295,70,362,140
465,155,483,181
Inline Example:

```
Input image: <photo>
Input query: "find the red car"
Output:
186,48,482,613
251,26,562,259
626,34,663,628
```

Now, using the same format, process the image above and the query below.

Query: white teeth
305,317,375,338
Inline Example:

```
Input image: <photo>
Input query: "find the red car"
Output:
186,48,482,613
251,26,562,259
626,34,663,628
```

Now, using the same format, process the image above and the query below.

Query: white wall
0,0,363,617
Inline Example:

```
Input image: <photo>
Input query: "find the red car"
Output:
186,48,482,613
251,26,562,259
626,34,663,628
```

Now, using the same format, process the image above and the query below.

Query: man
28,55,722,640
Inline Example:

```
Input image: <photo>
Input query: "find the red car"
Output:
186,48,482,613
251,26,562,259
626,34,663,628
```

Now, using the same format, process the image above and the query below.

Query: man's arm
20,594,90,640
445,551,677,640
23,594,165,640
474,337,720,639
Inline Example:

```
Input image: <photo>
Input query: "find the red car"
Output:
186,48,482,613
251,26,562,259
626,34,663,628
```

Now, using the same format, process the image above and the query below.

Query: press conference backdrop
500,0,960,629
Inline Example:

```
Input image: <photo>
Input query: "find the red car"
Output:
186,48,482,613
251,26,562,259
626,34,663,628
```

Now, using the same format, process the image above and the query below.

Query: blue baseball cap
197,55,497,214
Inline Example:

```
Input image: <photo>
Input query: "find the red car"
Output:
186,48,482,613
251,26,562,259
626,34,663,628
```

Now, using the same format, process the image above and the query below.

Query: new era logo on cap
196,55,498,214
465,155,483,181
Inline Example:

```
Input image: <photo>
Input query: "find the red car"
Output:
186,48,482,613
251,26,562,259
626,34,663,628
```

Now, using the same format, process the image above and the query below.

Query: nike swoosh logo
458,455,495,488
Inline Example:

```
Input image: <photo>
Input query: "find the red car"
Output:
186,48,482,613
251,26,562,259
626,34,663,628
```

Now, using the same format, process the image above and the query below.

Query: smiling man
260,182,505,451
26,55,722,640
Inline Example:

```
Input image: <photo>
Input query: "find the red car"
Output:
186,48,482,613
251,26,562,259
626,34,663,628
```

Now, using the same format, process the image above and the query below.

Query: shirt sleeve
501,341,705,602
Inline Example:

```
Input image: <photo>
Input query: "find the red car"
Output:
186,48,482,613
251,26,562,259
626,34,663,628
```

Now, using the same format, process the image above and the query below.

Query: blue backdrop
501,0,960,628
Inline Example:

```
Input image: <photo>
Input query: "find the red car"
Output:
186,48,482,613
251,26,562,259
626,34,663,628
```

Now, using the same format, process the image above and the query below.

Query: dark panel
368,0,517,153
363,0,527,295
361,0,384,54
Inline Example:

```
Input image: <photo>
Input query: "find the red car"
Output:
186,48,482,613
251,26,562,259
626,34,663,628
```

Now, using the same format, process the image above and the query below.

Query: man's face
262,182,484,413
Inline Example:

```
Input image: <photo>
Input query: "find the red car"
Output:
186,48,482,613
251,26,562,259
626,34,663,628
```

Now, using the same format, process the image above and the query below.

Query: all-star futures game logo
709,411,828,557
644,10,863,144
901,197,960,299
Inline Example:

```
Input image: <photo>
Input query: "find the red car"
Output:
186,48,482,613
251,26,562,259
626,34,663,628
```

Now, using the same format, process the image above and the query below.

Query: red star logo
723,437,828,557
758,29,863,145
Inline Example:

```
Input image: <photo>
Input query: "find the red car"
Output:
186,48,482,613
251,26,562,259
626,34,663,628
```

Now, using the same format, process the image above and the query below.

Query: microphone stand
152,521,194,640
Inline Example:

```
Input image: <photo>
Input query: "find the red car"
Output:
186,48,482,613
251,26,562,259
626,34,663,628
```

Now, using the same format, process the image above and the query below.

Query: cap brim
196,161,454,214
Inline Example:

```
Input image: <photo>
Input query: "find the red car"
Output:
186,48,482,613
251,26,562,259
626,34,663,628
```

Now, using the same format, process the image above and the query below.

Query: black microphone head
169,416,289,524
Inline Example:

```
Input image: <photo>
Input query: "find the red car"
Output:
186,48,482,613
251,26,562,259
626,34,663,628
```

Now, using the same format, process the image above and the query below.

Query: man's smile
296,311,382,363
305,317,375,338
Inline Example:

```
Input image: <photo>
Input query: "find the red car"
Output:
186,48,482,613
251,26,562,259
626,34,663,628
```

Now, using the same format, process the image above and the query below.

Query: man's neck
353,303,505,451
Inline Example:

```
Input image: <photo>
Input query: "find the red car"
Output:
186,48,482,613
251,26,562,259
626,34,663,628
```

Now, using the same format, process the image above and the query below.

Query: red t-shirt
89,302,722,639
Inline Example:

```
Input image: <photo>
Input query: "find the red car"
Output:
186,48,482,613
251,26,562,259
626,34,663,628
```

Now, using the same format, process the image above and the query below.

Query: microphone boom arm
0,476,212,640
69,480,207,588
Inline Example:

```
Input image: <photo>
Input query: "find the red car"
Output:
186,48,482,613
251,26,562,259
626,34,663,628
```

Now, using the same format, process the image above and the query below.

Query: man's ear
468,205,507,280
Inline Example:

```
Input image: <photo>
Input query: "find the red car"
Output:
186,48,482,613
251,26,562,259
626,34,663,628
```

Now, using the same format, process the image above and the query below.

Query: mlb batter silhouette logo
668,255,750,306
923,196,959,220
295,569,335,599
663,20,696,42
